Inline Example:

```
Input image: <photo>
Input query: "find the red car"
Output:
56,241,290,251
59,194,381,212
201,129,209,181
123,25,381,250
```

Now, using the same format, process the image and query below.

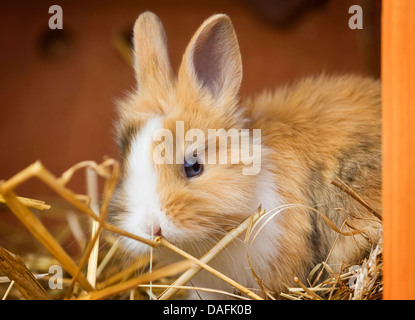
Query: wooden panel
382,0,415,300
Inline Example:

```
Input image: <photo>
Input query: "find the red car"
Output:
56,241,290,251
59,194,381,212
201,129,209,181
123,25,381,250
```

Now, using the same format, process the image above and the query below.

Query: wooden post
382,0,415,300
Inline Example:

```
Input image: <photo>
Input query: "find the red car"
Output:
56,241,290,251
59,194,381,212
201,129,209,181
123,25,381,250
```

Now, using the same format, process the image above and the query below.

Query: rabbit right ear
178,14,242,103
132,12,173,95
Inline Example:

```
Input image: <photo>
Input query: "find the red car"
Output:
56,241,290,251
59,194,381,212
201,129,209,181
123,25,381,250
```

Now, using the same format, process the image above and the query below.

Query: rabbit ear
132,12,173,94
178,14,242,102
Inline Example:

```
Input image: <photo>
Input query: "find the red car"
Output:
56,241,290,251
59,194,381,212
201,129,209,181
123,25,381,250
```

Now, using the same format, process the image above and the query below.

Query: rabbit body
110,12,382,299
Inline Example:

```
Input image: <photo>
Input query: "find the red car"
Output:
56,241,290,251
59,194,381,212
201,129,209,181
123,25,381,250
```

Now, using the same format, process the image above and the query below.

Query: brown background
0,0,380,198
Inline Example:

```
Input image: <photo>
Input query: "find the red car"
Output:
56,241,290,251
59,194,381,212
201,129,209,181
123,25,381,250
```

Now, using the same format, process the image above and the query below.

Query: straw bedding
0,159,382,300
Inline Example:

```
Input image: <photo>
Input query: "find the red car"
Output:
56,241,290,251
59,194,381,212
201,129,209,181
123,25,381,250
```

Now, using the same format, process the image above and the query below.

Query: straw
0,158,383,300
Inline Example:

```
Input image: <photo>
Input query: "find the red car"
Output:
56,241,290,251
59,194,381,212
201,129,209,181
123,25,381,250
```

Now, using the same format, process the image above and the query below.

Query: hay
0,159,383,300
281,238,383,300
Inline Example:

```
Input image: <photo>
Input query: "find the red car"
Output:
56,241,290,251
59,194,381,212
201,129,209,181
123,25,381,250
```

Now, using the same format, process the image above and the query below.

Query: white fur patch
120,117,175,253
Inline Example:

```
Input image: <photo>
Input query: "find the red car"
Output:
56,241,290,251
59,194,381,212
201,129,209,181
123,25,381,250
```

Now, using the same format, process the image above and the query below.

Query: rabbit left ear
132,11,173,94
178,14,242,102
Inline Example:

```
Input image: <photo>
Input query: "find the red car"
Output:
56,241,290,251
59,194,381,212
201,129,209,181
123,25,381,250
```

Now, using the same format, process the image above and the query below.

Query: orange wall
382,0,415,300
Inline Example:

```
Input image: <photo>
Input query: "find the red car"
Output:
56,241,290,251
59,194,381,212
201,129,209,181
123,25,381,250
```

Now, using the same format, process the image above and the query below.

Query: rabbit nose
153,225,162,237
144,216,162,237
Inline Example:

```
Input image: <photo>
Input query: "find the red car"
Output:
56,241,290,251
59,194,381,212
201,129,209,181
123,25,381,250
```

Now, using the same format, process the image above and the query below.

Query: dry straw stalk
0,246,52,300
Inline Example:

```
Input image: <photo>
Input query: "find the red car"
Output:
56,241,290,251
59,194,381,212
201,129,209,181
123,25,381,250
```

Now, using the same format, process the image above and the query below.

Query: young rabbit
109,12,382,299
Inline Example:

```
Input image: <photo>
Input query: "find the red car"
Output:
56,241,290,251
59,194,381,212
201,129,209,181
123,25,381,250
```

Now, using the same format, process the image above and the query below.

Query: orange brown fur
110,12,382,298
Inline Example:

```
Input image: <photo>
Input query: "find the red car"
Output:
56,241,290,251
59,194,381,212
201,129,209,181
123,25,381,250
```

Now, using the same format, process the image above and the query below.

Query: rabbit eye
183,159,203,178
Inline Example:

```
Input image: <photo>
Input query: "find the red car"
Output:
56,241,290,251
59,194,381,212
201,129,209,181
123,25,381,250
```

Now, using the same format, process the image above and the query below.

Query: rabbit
109,11,382,299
